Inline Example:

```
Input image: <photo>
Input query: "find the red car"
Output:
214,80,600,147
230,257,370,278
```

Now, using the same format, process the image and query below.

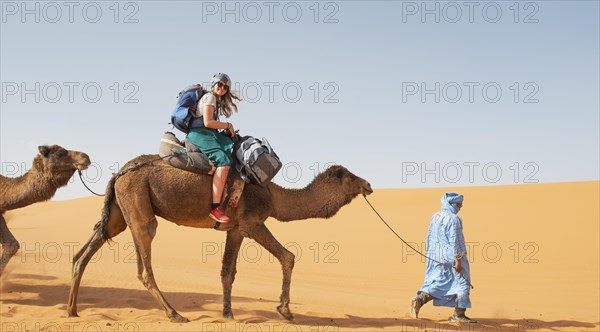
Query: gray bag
235,136,282,186
159,132,216,175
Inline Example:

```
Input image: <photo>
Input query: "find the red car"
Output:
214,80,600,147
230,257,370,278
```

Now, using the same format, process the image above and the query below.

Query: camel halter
362,195,474,290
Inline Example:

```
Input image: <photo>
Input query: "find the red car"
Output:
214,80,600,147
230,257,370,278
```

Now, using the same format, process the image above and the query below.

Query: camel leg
67,229,106,317
68,206,127,317
134,244,144,284
128,218,189,323
0,214,20,276
221,227,244,319
244,223,295,321
72,236,92,264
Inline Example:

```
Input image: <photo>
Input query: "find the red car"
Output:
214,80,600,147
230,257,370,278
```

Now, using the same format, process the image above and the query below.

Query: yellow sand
1,181,598,331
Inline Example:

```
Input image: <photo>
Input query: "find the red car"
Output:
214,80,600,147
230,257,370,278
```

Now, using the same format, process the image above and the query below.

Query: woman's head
211,73,231,96
210,73,239,118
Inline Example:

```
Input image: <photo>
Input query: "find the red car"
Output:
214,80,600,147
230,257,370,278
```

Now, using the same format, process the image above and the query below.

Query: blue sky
1,0,598,200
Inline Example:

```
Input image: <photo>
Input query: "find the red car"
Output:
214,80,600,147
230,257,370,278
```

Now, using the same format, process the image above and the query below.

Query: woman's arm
203,104,235,137
203,104,230,130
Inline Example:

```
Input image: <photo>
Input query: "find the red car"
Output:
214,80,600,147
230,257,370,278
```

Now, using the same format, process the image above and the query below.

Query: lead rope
77,152,183,198
362,195,474,289
77,169,105,196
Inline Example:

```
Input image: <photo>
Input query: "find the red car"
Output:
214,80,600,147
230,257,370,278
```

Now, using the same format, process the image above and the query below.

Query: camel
0,145,91,275
67,154,372,322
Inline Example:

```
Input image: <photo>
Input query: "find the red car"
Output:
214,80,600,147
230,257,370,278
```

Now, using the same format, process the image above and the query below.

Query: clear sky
1,0,599,200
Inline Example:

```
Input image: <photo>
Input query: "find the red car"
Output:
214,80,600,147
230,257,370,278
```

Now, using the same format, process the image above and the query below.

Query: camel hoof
169,314,190,323
277,305,294,321
223,310,235,319
67,312,79,318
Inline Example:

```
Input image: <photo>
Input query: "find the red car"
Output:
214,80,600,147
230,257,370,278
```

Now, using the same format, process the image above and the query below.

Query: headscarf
441,192,464,214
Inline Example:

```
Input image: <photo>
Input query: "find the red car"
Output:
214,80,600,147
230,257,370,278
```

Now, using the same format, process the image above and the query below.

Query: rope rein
362,195,474,289
77,152,183,198
77,170,104,196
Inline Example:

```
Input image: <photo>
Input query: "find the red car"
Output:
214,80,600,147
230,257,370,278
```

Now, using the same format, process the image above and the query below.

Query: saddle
158,132,244,208
159,132,216,175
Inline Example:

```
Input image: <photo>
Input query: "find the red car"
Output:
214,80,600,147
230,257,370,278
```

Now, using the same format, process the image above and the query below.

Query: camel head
323,165,373,198
36,145,91,173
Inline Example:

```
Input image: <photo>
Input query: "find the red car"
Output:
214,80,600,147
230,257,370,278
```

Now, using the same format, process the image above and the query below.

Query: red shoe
209,207,230,223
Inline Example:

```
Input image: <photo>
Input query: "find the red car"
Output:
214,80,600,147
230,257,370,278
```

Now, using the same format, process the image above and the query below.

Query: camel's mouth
75,162,91,171
74,153,92,171
361,183,374,196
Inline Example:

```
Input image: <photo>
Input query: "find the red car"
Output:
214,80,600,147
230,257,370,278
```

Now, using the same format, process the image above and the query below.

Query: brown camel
0,145,91,275
67,154,372,322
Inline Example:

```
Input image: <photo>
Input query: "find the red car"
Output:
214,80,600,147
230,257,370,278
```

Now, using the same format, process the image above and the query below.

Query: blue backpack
171,84,210,133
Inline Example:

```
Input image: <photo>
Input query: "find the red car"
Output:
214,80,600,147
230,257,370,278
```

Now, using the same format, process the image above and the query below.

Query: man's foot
409,297,421,318
209,207,230,223
450,315,478,323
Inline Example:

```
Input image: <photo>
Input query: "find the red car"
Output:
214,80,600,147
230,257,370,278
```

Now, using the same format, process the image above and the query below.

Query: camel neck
268,182,351,222
0,168,71,211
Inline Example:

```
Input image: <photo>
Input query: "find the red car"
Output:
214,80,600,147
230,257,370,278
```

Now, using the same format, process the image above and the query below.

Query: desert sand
1,181,598,331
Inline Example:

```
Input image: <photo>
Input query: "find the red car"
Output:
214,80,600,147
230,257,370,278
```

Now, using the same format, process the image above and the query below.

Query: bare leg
244,223,295,320
221,227,244,319
0,214,20,276
416,292,433,306
212,166,230,204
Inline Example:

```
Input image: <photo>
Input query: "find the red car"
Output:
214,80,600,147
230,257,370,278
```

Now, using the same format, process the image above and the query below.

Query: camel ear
38,145,50,157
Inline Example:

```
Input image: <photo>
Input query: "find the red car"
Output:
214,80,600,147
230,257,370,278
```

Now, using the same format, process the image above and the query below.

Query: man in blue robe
410,193,477,323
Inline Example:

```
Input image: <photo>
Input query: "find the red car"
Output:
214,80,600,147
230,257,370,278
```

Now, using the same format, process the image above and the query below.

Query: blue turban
441,192,464,214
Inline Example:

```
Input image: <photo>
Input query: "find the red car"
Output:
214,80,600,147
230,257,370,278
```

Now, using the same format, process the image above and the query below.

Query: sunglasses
216,81,230,91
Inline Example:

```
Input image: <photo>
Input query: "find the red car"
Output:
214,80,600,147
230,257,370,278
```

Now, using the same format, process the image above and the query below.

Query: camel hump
158,132,216,175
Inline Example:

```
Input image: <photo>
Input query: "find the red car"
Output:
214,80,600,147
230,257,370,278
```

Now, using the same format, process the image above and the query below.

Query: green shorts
186,128,234,167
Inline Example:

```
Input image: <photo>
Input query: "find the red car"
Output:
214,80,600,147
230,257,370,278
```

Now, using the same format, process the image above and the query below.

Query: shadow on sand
2,276,598,331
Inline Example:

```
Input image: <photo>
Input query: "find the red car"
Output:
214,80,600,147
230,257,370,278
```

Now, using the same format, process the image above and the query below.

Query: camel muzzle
361,182,374,196
76,163,90,171
74,153,91,171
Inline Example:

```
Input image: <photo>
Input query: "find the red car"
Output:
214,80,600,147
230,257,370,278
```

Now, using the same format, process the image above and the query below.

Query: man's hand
455,260,462,273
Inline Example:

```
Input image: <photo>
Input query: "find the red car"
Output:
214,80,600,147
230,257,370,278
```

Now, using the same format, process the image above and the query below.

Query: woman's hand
226,122,235,138
455,259,462,273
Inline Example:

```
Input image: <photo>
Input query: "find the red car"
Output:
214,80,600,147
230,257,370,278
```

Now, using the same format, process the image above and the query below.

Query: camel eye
56,149,68,157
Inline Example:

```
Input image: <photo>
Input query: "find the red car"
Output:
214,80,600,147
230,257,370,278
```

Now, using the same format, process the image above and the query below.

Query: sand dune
1,181,598,331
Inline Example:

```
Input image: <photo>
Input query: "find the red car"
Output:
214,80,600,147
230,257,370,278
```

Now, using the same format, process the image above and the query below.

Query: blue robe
418,193,472,308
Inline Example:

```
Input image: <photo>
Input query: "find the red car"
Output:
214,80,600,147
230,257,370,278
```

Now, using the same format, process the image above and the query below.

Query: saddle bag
158,132,216,175
234,136,282,186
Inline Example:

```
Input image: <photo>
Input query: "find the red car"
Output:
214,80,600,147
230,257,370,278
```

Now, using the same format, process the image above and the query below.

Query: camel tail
93,174,119,242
